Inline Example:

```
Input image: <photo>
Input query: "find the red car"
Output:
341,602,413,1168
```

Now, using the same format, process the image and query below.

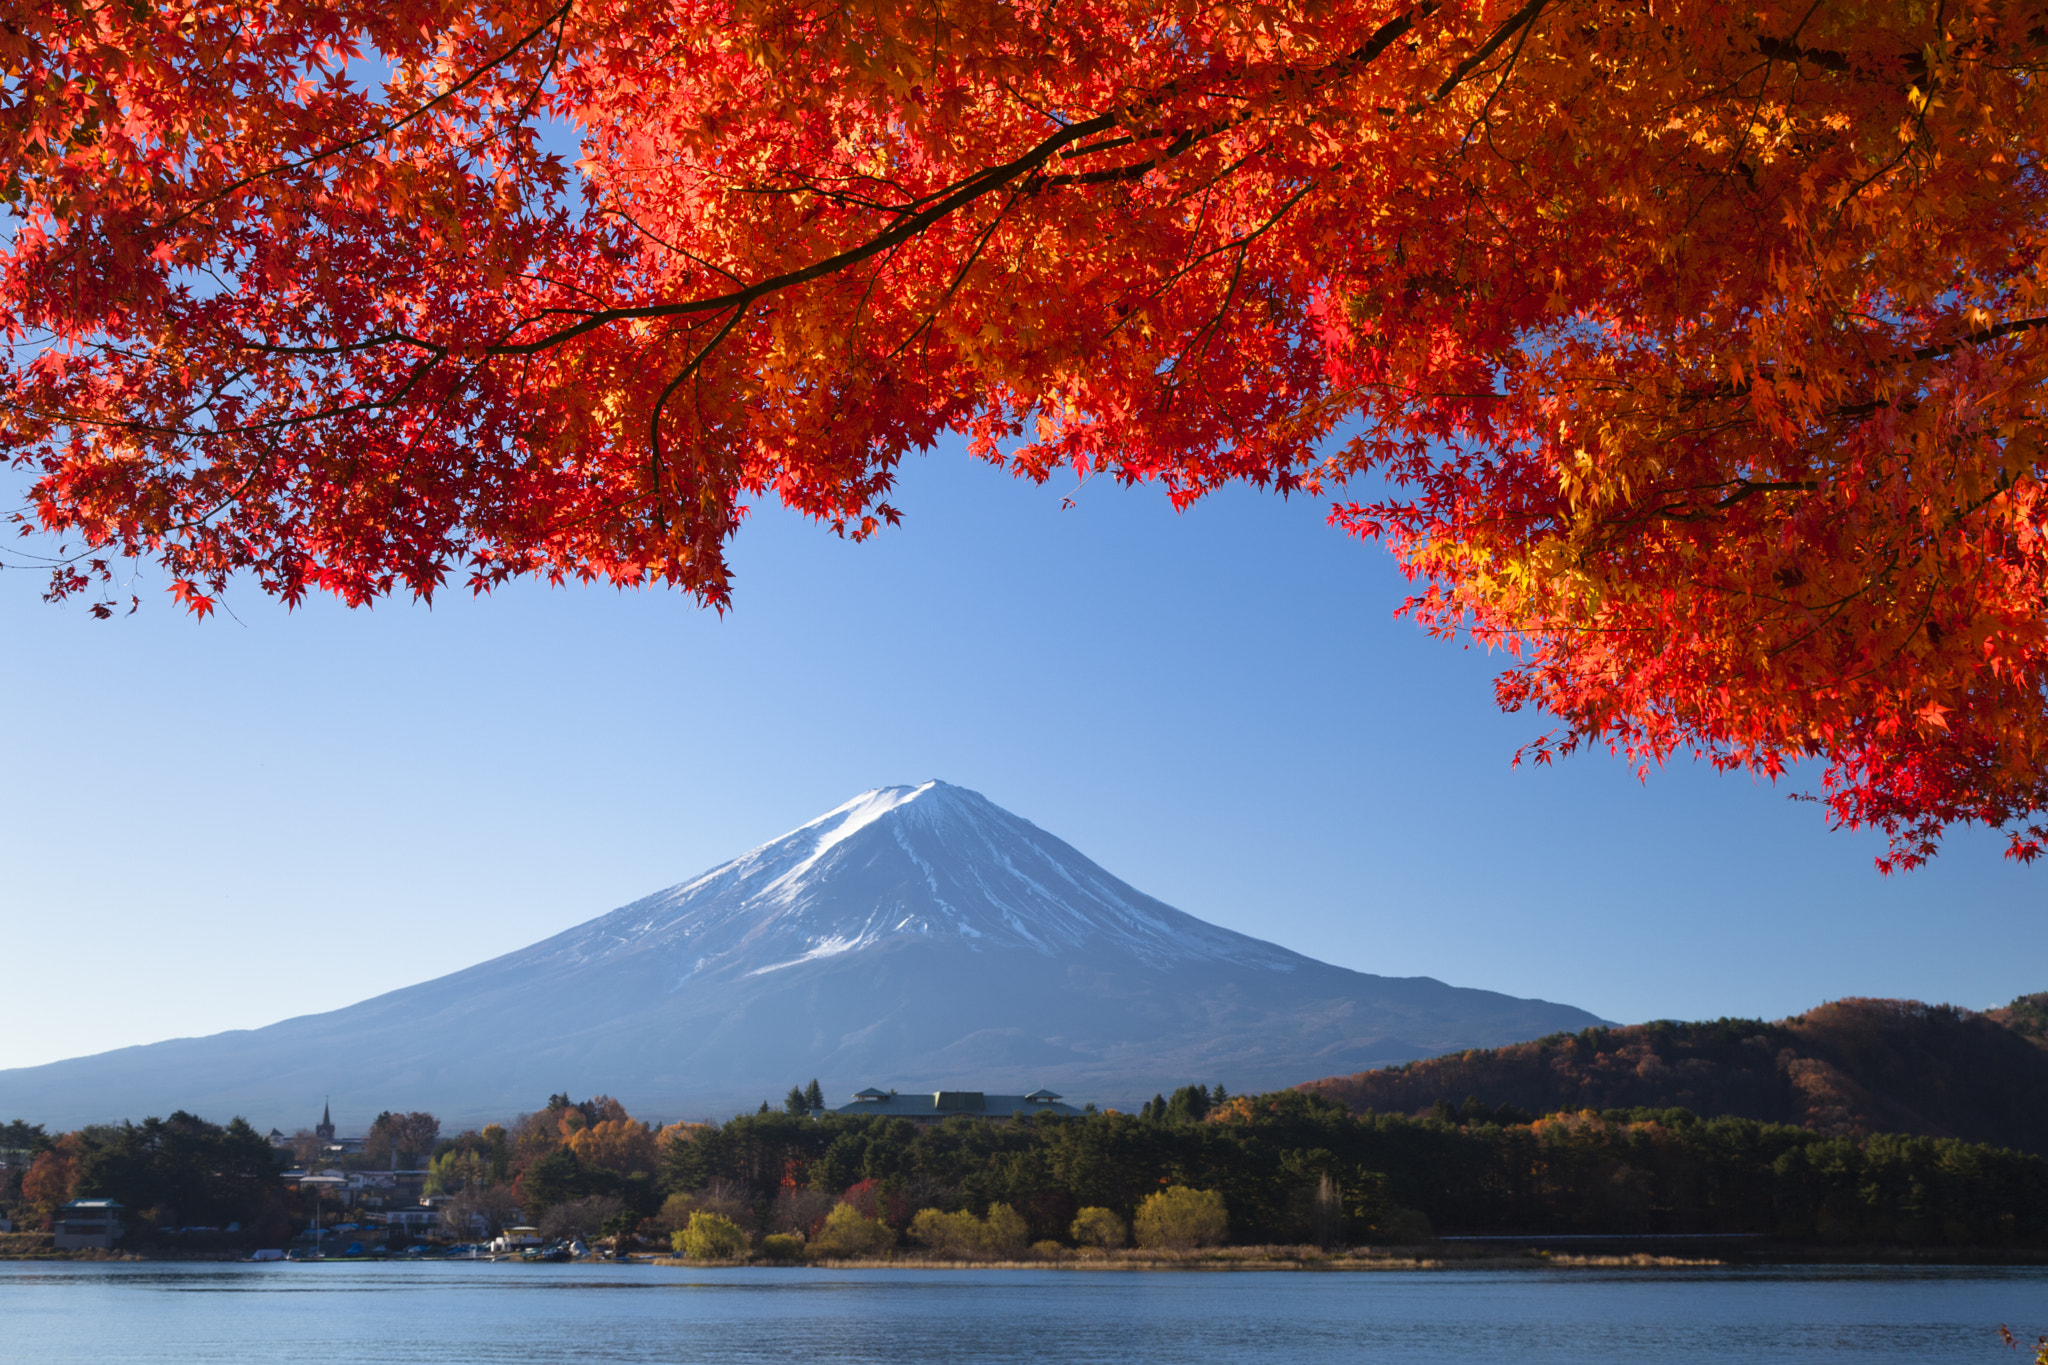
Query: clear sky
2,444,2042,1075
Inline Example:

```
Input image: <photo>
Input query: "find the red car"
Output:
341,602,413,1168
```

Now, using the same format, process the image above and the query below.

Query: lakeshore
10,1228,2048,1271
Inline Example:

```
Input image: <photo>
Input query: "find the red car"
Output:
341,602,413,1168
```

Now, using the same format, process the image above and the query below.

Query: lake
3,1262,2043,1363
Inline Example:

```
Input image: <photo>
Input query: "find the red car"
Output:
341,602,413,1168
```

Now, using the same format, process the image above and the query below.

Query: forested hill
1296,997,2048,1154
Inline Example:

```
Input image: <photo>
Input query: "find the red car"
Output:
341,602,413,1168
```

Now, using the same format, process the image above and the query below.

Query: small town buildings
52,1200,124,1251
378,1207,441,1236
269,1104,367,1156
315,1102,367,1155
490,1227,544,1255
829,1088,1084,1124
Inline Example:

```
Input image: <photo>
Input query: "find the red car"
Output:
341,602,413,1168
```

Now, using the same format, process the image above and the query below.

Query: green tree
519,1147,590,1212
1069,1206,1127,1250
1134,1186,1228,1252
804,1079,826,1111
675,1211,749,1260
784,1086,810,1116
908,1207,982,1257
810,1202,896,1258
424,1149,476,1196
981,1202,1029,1256
73,1113,283,1235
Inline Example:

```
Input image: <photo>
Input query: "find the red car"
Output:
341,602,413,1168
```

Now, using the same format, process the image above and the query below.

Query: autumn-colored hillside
1297,998,2048,1154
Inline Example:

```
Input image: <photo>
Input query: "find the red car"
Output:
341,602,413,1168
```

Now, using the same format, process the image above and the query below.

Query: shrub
981,1202,1029,1256
908,1208,981,1257
906,1203,1027,1258
759,1233,804,1262
808,1202,896,1259
675,1211,749,1261
1134,1187,1227,1251
1030,1240,1065,1260
1069,1206,1127,1250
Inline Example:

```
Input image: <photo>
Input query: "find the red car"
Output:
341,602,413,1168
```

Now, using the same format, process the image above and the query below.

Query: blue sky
2,444,2041,1074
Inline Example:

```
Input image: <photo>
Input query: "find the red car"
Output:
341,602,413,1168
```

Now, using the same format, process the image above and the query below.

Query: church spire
316,1098,335,1145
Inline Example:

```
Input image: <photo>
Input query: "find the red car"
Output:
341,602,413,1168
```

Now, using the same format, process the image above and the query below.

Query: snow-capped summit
0,783,1604,1128
527,780,1304,986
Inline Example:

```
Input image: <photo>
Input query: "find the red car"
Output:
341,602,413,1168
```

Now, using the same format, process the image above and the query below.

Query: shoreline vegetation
8,1228,2048,1269
9,1078,2048,1268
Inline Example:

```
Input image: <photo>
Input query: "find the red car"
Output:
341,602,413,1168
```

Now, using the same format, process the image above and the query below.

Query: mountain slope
1,782,1602,1129
1297,996,2048,1153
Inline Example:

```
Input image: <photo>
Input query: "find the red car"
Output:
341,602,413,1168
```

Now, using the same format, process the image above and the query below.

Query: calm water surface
2,1262,2043,1363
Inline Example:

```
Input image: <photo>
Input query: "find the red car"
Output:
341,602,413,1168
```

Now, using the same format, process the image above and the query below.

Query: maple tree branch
1753,35,1928,82
1910,314,2048,362
885,183,1025,366
1432,0,1548,103
1164,178,1320,377
216,4,1486,388
459,8,1440,356
1610,477,1821,527
1459,0,1543,143
472,115,1118,356
1689,315,2048,408
160,0,578,233
648,303,751,524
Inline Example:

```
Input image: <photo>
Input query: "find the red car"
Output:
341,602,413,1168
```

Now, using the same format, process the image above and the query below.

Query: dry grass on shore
647,1243,1724,1271
0,1233,139,1262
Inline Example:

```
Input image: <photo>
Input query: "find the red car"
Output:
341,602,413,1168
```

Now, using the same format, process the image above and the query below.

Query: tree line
7,1087,2047,1251
653,1089,2048,1249
1,1114,295,1242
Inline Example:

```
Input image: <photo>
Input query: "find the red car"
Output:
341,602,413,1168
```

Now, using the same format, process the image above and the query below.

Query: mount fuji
0,782,1602,1128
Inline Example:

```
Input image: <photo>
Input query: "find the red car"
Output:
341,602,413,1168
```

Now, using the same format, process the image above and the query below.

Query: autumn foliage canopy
4,0,2045,866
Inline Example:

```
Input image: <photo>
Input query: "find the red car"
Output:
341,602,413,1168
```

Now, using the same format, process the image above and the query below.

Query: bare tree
441,1184,521,1240
366,1112,442,1169
539,1195,625,1242
767,1188,835,1237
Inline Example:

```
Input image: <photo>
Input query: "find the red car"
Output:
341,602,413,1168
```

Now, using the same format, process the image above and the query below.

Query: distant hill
1297,996,2048,1154
0,782,1602,1129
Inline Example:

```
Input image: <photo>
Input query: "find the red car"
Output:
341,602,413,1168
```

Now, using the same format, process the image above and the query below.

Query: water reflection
2,1262,2041,1363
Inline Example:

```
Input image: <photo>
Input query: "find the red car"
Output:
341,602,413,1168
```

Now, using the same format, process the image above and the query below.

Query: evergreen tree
804,1079,826,1112
784,1086,810,1115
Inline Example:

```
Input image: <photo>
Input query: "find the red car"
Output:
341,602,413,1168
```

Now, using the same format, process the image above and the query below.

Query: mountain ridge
1297,995,2048,1154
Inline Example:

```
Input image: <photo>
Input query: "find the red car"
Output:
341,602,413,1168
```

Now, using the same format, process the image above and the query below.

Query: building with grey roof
52,1200,124,1251
830,1088,1084,1123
